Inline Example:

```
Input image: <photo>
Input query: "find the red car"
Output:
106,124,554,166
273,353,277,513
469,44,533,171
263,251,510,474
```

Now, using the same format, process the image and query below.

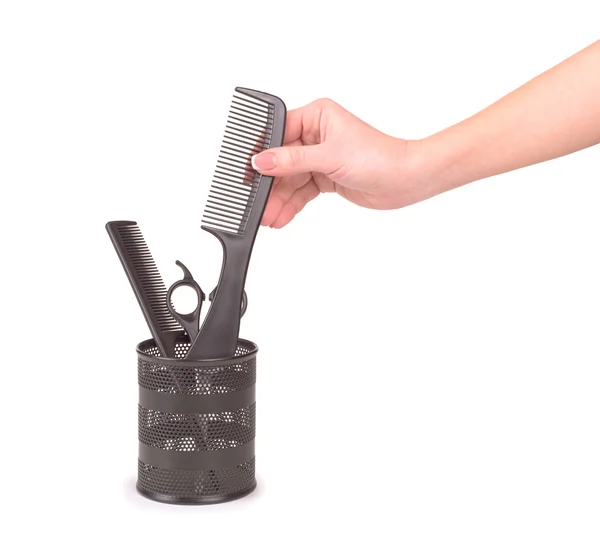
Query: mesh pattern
138,343,256,395
138,358,256,395
144,340,253,360
144,340,191,360
139,404,256,451
138,458,255,499
137,339,257,502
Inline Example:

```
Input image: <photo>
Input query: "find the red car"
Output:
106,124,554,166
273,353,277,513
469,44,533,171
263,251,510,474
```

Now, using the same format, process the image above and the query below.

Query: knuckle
287,147,305,170
311,97,337,110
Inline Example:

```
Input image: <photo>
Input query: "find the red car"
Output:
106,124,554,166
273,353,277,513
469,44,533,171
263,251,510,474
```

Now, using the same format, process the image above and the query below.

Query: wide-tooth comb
186,87,286,360
106,221,182,358
201,90,276,235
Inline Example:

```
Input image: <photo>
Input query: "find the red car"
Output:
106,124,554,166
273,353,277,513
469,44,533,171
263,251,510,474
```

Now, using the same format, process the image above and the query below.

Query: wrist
396,136,460,203
416,118,496,197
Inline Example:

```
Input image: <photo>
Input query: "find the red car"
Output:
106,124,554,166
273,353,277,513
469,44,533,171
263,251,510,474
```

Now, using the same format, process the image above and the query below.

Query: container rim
136,336,258,366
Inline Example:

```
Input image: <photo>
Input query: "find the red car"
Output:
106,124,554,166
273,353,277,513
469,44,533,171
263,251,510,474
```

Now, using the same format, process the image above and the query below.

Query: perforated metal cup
136,335,257,504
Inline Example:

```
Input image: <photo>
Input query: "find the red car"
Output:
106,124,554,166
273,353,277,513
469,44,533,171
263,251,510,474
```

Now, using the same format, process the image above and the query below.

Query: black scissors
166,260,247,342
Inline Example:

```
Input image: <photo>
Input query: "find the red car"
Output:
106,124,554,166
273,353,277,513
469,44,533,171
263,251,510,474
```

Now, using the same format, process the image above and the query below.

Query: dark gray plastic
186,87,287,360
106,221,182,358
166,260,205,342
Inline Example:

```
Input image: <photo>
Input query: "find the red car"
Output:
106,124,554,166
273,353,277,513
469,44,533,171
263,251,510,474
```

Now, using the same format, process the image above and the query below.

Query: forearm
419,40,600,194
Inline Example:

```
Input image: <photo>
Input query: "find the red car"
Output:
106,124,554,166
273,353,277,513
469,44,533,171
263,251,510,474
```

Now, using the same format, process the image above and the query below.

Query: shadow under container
135,335,258,504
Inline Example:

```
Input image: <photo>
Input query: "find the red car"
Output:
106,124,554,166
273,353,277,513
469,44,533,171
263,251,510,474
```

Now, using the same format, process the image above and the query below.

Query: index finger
283,108,305,144
282,103,323,145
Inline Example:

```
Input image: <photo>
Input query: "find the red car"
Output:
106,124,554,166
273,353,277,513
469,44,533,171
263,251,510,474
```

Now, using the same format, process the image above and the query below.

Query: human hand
251,98,431,228
253,42,600,229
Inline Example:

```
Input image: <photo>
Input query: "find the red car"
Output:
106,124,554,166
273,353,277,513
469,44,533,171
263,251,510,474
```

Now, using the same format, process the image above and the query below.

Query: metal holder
136,335,257,504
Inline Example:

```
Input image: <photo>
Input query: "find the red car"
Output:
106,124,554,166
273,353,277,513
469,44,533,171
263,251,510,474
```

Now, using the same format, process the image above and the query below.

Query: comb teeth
115,224,180,333
201,91,275,235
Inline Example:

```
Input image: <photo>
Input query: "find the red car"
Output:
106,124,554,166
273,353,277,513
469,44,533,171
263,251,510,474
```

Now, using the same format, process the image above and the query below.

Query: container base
136,480,257,505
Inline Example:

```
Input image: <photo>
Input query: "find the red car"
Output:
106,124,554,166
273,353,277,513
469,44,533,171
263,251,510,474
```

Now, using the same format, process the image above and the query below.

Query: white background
1,1,599,546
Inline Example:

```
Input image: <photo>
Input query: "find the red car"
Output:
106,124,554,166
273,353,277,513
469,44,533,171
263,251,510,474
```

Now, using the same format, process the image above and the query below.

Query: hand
251,98,431,228
252,42,600,229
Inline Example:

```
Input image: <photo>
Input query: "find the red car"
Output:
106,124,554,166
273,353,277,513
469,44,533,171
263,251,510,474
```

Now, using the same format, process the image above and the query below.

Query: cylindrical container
135,335,257,504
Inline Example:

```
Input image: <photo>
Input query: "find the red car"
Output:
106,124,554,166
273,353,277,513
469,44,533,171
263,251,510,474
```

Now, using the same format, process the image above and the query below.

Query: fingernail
252,152,277,171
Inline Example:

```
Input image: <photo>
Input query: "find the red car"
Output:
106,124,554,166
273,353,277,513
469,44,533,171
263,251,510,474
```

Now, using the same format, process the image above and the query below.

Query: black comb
106,220,182,358
185,87,286,360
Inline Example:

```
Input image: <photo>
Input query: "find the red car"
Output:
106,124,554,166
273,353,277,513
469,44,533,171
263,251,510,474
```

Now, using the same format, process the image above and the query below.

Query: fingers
269,180,321,229
282,108,305,144
261,172,311,226
252,143,336,177
252,98,343,177
261,194,284,227
283,101,322,144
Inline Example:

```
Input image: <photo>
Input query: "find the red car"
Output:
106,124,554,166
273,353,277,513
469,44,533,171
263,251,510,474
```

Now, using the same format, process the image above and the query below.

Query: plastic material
166,260,205,341
166,261,248,342
186,87,287,360
106,221,182,358
136,335,258,505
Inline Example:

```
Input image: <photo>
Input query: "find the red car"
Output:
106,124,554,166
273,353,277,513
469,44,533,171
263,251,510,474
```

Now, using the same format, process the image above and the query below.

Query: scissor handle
166,260,205,341
208,287,248,317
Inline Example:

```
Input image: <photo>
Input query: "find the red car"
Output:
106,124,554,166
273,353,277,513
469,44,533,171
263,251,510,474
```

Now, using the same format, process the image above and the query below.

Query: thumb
251,144,334,177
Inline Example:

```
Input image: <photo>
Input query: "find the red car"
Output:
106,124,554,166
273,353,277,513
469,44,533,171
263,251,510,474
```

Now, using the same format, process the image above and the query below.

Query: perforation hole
138,404,255,451
137,458,255,499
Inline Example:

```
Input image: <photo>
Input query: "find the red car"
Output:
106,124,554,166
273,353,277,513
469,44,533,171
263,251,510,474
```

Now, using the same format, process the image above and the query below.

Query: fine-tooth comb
185,87,286,360
106,220,182,358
